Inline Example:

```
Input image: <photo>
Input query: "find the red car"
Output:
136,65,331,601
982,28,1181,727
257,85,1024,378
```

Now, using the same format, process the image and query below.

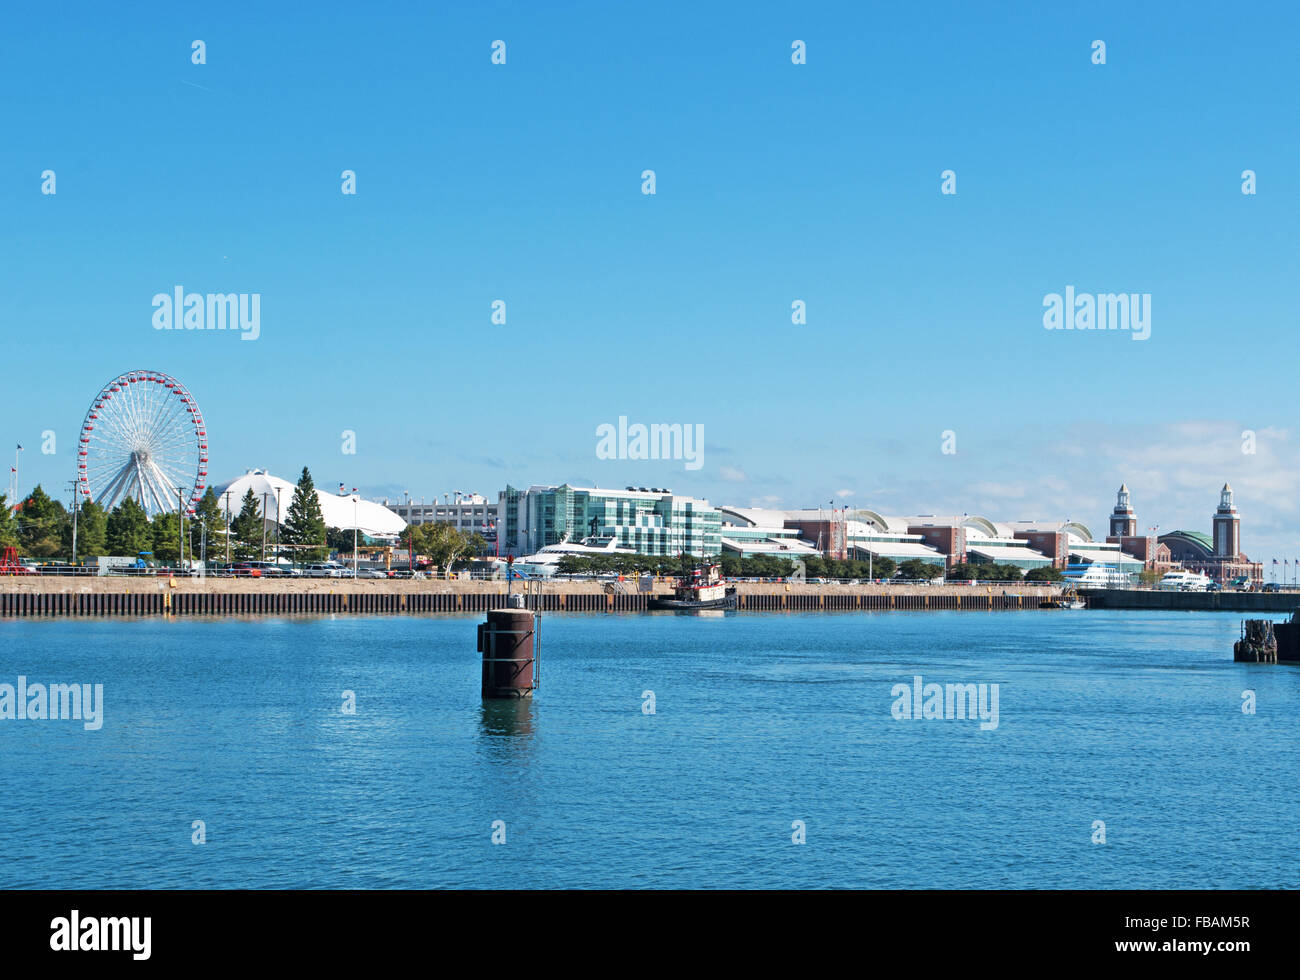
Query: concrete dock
0,578,1060,617
1084,588,1300,613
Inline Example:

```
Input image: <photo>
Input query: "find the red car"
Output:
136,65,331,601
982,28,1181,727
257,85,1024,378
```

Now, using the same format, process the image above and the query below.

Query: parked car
303,562,349,578
1263,582,1283,593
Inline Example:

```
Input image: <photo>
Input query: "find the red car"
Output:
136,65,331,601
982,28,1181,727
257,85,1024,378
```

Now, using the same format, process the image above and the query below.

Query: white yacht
1062,562,1132,589
510,535,633,577
1158,569,1213,591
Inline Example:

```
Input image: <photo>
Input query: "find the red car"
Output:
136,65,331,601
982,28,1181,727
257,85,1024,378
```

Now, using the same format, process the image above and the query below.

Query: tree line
1,466,352,564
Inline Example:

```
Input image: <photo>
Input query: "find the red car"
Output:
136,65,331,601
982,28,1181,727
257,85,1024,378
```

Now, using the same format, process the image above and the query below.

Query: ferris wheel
76,370,209,516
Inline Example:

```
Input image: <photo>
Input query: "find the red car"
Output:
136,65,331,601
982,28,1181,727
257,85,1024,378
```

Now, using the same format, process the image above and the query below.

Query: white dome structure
212,469,406,538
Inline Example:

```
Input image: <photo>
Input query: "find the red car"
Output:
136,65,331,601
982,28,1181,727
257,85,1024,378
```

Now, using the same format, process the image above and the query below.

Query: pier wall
1084,589,1300,613
0,579,1058,618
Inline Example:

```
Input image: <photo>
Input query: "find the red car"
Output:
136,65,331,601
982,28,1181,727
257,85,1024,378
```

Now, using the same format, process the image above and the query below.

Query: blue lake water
1,609,1296,889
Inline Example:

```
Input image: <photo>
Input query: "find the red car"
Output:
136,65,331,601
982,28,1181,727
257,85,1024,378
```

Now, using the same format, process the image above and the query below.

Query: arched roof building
212,469,407,538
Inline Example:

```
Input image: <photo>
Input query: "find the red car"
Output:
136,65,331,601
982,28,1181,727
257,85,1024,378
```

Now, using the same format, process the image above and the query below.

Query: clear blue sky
3,1,1298,566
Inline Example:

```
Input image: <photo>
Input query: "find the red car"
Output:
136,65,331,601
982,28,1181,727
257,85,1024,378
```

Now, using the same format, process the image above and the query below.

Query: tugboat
649,560,738,611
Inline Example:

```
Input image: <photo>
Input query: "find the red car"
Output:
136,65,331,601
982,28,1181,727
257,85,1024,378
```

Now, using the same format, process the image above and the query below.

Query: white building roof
213,470,407,537
968,545,1053,563
719,506,793,528
850,541,945,560
1005,520,1094,542
1070,547,1143,566
720,536,819,556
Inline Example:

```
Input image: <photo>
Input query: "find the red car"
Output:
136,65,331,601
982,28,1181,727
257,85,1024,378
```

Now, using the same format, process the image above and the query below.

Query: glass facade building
499,485,722,557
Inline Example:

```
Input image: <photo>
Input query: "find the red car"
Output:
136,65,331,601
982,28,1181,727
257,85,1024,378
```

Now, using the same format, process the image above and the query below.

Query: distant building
717,507,820,560
886,515,1055,570
1158,484,1263,586
213,469,406,539
1104,484,1172,572
388,493,498,541
498,484,722,557
773,509,950,567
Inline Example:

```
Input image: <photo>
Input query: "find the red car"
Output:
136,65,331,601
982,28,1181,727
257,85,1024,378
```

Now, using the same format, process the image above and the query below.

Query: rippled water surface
1,609,1296,888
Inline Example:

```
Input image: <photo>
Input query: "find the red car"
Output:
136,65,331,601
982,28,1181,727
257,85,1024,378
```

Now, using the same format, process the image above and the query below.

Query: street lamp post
224,491,232,563
66,480,79,569
353,489,359,578
261,492,270,562
176,488,186,572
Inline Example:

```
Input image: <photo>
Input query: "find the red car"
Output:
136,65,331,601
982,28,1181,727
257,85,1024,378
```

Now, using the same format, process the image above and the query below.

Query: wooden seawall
0,582,1054,618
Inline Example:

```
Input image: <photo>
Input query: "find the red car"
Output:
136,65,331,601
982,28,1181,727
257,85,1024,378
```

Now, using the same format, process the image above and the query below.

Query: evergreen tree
282,468,328,561
151,511,182,564
17,485,69,557
189,488,224,559
0,494,19,549
230,488,264,560
105,498,152,556
60,499,107,561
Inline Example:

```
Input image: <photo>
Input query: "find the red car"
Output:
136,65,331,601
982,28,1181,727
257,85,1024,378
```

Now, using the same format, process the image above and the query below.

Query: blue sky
3,2,1298,567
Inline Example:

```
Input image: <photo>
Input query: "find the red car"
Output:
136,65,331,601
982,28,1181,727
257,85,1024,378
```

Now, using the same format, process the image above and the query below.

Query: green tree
151,510,189,564
105,498,152,556
18,485,69,557
863,555,895,580
326,525,354,556
897,558,941,581
282,468,328,561
401,522,474,578
0,494,19,549
1026,566,1065,583
230,488,264,560
187,488,224,561
60,500,107,560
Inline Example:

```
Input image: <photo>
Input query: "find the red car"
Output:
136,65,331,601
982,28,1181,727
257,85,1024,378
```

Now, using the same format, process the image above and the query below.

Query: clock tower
1109,484,1137,538
1213,483,1240,558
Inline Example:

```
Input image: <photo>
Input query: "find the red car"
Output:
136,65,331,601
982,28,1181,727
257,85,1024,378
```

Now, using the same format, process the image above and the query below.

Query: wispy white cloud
718,465,748,483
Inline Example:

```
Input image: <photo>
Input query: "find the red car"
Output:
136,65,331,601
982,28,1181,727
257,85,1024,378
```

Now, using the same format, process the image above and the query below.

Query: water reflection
478,698,536,740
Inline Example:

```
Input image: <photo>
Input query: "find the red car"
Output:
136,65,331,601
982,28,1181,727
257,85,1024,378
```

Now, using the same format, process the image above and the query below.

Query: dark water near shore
1,610,1296,888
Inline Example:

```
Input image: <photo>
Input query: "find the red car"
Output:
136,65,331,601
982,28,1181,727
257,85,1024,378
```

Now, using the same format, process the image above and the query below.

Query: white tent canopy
212,469,407,537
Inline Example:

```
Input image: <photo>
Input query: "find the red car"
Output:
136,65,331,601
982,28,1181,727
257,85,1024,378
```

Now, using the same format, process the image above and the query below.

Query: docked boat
1158,569,1213,592
1039,588,1086,609
649,562,737,611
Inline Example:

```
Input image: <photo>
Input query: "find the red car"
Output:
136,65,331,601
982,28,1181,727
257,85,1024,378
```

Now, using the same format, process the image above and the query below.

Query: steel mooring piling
478,599,540,699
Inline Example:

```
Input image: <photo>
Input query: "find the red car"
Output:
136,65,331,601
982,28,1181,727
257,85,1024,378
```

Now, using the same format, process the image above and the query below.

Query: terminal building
716,507,821,560
497,484,722,558
1156,484,1263,586
374,478,1264,584
1100,482,1263,586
